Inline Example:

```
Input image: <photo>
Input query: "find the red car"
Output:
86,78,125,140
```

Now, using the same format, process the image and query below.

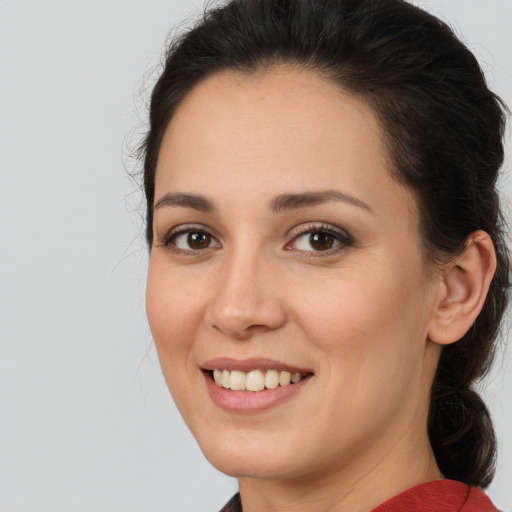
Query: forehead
159,65,386,165
155,65,416,220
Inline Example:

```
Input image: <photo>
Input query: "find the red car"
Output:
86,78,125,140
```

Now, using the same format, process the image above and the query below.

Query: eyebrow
270,189,373,214
154,193,216,212
153,189,373,214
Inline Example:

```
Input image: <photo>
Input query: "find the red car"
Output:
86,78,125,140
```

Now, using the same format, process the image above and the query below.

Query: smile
202,358,314,412
212,369,308,391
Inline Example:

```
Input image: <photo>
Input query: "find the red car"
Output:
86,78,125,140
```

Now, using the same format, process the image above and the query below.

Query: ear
427,230,497,345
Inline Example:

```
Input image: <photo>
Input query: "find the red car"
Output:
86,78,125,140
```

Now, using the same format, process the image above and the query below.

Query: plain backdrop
0,1,511,511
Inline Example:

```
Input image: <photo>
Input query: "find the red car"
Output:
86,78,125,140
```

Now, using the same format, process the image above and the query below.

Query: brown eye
187,231,211,249
169,229,220,252
288,225,353,254
309,232,334,251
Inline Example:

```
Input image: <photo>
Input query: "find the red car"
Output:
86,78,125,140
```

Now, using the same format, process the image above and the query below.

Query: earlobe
428,231,497,345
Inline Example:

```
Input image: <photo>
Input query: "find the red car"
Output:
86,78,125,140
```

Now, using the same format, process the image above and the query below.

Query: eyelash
158,223,354,257
158,224,219,255
286,223,354,257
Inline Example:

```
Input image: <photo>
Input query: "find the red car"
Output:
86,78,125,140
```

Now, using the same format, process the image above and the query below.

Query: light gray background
0,1,510,511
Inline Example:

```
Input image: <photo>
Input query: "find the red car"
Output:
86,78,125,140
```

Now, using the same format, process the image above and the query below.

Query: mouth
207,368,311,392
201,358,314,411
202,362,314,412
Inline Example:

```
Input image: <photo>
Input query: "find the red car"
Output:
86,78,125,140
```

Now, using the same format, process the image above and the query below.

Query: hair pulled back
141,0,510,488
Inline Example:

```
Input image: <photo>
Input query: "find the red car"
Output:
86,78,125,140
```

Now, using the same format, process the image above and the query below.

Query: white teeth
246,370,265,391
264,369,279,389
213,369,222,386
279,371,291,386
229,371,246,391
212,368,307,391
221,369,230,389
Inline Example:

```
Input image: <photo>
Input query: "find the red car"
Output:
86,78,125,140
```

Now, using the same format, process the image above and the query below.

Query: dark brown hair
141,0,510,487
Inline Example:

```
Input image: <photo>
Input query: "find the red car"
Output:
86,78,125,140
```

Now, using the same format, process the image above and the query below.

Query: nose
205,251,287,340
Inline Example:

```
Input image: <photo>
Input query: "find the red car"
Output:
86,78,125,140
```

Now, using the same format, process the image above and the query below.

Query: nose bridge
206,241,286,338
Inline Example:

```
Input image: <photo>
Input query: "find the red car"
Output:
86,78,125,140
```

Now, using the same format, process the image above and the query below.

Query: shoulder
371,479,498,512
219,481,498,512
463,485,499,512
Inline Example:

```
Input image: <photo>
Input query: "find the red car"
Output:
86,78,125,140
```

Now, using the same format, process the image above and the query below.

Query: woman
141,0,510,510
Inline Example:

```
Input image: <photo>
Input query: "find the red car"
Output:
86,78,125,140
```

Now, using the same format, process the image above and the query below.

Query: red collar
371,479,497,512
220,479,497,512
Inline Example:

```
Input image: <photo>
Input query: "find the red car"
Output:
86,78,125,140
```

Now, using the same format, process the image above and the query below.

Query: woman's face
146,67,443,482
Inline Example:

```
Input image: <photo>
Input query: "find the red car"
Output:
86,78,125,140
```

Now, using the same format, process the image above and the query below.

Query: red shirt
220,479,498,511
372,479,497,512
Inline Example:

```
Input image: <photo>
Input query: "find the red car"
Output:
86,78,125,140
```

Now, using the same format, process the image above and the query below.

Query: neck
238,431,442,512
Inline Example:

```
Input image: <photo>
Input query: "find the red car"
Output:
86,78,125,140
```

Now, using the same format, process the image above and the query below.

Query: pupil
310,232,333,250
188,232,210,249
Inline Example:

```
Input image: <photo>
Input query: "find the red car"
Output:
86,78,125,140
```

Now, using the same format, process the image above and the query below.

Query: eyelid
286,222,354,254
157,223,221,252
155,221,354,256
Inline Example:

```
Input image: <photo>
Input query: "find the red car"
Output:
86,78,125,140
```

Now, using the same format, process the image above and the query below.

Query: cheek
147,258,201,336
295,273,431,432
289,261,430,376
145,262,204,384
146,266,208,425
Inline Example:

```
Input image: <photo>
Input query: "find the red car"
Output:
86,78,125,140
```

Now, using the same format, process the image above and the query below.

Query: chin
196,428,305,480
206,452,300,480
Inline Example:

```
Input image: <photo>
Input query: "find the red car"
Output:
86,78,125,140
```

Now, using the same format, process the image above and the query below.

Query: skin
146,66,494,512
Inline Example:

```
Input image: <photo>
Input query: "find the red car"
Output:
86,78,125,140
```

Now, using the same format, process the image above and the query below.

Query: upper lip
201,357,313,374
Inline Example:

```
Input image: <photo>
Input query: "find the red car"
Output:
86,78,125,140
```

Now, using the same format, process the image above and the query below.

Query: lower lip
203,372,312,413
